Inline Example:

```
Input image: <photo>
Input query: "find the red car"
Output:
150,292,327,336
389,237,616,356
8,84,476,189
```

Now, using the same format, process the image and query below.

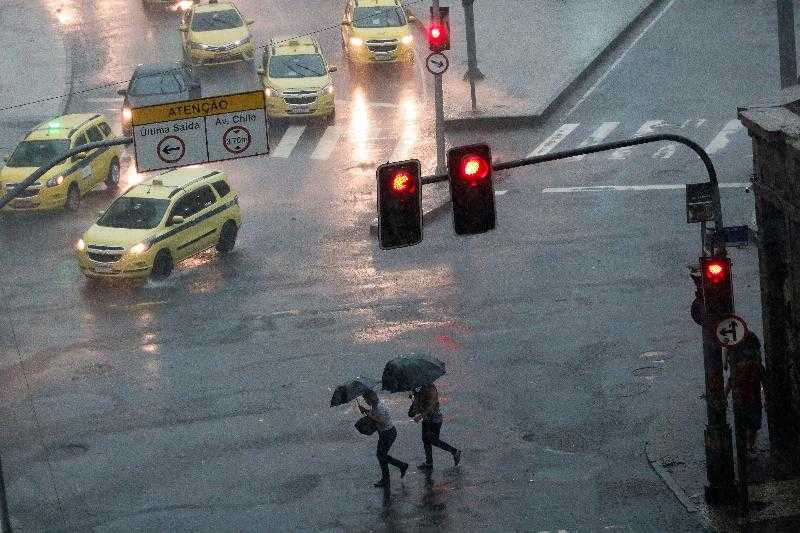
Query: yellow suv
258,37,337,123
0,114,122,212
180,0,255,66
76,167,242,280
341,0,415,65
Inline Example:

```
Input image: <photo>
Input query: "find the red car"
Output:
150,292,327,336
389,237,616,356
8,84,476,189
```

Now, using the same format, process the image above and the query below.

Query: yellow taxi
0,114,122,212
76,167,242,280
341,0,416,65
180,0,255,66
258,37,337,123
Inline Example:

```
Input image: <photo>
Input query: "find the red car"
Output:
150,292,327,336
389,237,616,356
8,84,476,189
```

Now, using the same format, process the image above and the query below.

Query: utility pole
777,0,798,88
0,454,12,533
432,0,446,175
461,0,484,113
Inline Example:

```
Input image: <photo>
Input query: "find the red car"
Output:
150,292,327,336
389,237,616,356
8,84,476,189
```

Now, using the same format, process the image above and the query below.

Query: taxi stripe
150,198,238,246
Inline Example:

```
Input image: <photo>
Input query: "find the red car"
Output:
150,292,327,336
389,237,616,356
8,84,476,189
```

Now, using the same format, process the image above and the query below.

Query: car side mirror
171,215,185,225
180,24,189,32
246,19,255,25
327,65,338,73
407,14,416,22
257,67,265,76
73,152,87,161
117,88,127,96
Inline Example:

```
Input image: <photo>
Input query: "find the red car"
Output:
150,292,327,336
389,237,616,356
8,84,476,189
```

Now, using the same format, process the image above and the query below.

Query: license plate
289,105,311,114
12,199,34,209
375,53,392,61
93,264,112,273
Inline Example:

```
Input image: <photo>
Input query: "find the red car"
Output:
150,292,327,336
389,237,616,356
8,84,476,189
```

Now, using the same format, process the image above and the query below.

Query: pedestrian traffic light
428,7,450,52
377,159,422,249
700,255,733,320
447,143,496,235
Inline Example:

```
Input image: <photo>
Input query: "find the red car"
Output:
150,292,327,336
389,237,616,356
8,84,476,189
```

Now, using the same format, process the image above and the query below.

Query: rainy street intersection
0,0,772,531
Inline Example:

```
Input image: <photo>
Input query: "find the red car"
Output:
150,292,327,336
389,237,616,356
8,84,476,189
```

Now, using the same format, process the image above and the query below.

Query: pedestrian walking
726,332,767,453
359,390,408,487
408,382,461,470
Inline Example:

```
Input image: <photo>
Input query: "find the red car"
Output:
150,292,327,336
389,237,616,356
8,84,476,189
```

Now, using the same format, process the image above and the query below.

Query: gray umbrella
381,356,446,392
330,377,378,407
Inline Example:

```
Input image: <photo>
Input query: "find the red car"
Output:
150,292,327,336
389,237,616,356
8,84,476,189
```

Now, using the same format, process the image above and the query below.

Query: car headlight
401,34,413,45
122,107,132,123
175,0,193,11
350,37,364,47
128,242,151,255
46,175,64,187
190,41,211,50
232,36,251,47
322,84,334,95
76,239,86,251
264,86,280,98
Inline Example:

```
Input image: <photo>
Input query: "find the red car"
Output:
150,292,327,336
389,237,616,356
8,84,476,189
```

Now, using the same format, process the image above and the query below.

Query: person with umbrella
359,390,409,487
382,355,461,470
409,382,461,470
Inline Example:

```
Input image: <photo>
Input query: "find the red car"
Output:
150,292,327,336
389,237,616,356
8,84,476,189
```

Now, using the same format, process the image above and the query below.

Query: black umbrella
381,356,446,392
330,377,378,407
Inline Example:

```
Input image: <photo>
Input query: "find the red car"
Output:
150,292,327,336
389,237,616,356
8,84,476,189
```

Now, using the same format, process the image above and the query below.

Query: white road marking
566,0,679,117
652,143,677,159
87,97,123,103
495,190,508,196
609,120,668,159
528,123,579,157
570,122,619,160
310,126,342,160
543,183,749,193
270,125,305,158
705,119,744,155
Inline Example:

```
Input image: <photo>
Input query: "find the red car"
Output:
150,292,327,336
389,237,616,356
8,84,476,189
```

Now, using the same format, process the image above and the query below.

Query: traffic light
447,143,496,235
428,7,450,52
377,159,422,249
700,255,733,321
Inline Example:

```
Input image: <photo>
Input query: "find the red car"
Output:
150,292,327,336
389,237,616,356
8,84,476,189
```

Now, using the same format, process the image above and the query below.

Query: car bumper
77,252,154,279
0,188,66,212
347,46,414,64
265,95,335,119
187,44,255,65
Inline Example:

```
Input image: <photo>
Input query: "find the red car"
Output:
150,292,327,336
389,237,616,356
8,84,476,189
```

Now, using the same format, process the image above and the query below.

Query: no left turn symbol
714,314,749,348
157,135,185,164
223,126,251,154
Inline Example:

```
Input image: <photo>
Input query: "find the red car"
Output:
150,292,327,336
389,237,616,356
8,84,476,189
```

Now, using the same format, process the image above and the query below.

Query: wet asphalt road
0,0,772,531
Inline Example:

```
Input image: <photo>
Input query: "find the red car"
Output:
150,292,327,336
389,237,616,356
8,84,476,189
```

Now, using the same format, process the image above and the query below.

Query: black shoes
374,478,389,488
417,462,433,470
400,463,409,478
453,449,462,466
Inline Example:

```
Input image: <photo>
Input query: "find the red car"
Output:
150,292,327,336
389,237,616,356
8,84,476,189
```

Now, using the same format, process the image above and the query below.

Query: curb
407,0,665,129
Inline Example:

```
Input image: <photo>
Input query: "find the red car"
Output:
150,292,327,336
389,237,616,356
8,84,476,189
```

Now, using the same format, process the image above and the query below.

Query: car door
84,125,108,187
69,132,94,194
166,188,205,261
191,184,222,252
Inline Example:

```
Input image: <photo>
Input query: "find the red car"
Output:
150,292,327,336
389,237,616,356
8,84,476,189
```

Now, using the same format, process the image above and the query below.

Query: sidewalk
647,378,800,531
409,0,657,126
0,0,70,156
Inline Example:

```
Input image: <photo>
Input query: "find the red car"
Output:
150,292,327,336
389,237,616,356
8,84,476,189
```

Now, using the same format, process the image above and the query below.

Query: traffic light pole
461,0,483,113
0,137,133,210
432,0,447,175
0,453,11,533
421,133,739,505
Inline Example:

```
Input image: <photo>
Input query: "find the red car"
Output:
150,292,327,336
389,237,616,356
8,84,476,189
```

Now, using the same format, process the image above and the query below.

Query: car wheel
65,184,80,212
105,158,120,190
216,220,238,254
151,249,173,280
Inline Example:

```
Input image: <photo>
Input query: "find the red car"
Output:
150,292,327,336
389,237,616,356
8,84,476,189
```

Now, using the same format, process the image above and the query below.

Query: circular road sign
426,52,449,75
714,314,749,348
157,135,185,164
223,125,252,154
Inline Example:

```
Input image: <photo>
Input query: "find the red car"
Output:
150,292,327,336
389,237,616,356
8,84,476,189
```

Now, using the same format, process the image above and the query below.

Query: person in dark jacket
725,332,767,453
408,383,461,469
360,390,408,487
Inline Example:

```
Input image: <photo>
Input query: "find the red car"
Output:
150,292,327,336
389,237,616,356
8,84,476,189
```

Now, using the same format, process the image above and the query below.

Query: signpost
131,90,269,173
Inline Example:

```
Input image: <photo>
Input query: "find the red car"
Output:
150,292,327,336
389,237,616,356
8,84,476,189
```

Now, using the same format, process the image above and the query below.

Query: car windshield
269,54,326,78
5,139,70,168
130,73,182,96
97,197,170,230
353,7,405,28
191,9,242,31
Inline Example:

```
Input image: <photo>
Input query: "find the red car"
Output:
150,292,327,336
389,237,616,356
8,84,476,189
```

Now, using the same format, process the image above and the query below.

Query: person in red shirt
725,332,767,453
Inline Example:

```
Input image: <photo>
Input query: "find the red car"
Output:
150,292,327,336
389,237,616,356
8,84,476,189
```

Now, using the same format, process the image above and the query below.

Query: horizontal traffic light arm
421,133,723,230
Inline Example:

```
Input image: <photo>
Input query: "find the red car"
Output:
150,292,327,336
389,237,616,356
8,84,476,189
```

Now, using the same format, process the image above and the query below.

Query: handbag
355,415,378,435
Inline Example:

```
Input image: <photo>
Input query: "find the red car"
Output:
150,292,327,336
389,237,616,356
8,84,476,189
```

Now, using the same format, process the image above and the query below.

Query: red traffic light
704,259,727,284
459,154,490,183
428,22,447,46
391,171,416,194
